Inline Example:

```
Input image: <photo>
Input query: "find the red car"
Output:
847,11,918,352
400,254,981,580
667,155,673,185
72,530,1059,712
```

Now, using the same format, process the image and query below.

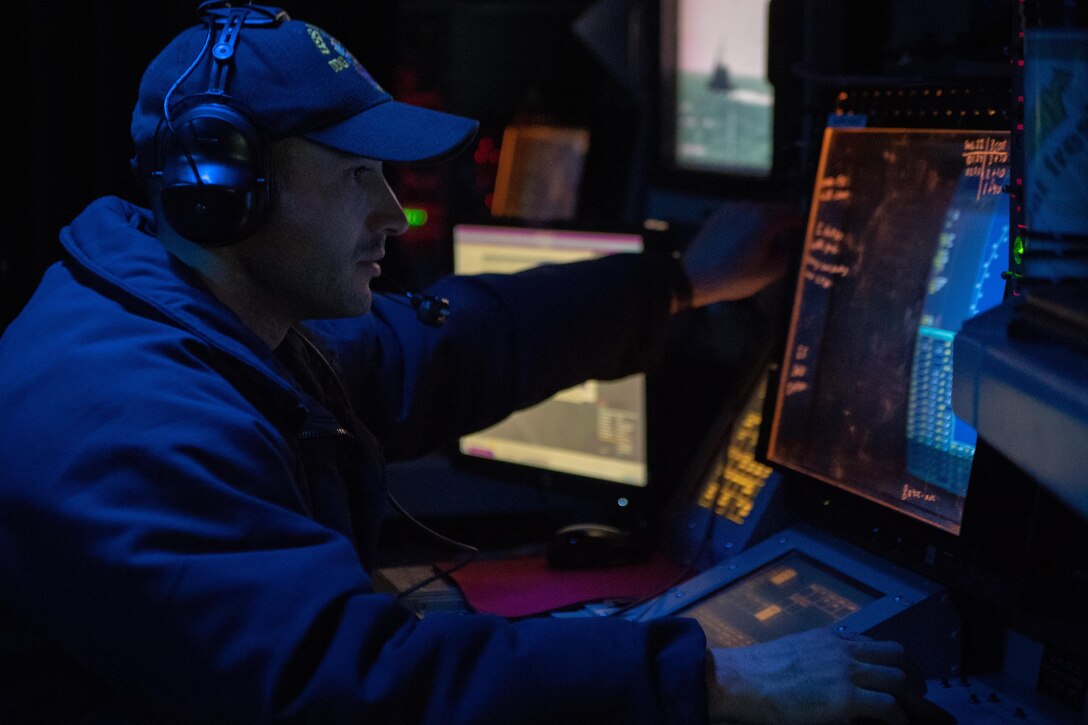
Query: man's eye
353,167,370,182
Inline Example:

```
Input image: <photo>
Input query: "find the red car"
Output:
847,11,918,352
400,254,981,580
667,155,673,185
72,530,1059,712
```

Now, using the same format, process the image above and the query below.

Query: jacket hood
60,196,302,410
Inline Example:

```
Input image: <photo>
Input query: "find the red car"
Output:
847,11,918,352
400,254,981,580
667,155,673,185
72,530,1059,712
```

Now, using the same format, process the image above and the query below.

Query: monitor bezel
626,525,944,627
764,126,1012,536
653,0,806,201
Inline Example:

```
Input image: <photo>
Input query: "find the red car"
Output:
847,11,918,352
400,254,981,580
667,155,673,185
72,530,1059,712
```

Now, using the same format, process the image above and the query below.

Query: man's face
234,137,409,322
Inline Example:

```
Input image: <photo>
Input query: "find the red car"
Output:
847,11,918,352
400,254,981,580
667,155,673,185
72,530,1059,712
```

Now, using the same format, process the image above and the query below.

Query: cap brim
303,100,479,164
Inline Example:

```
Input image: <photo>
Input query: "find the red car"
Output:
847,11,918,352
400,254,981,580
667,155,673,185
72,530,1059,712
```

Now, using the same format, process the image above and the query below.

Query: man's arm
312,251,676,459
0,346,709,723
678,200,801,311
317,202,799,459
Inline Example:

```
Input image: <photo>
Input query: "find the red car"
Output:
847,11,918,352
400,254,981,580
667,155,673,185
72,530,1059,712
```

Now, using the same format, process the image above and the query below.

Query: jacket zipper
299,427,353,440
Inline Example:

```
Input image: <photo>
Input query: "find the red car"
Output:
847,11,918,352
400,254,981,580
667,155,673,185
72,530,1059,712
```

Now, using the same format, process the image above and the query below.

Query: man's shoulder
0,264,264,423
0,272,294,478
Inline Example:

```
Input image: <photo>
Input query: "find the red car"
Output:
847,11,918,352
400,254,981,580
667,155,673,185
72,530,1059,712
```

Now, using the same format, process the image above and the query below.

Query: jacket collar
60,196,313,423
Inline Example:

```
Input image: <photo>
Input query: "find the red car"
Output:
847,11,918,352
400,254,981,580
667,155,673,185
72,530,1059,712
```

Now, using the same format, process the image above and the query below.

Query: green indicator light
404,208,429,227
1013,235,1026,265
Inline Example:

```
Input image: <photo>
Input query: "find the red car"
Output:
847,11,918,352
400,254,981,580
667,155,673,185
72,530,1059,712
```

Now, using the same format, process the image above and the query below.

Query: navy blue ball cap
132,16,479,164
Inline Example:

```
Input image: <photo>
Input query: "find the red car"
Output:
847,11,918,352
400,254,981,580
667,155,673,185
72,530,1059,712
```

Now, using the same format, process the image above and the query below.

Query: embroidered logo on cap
304,23,384,92
328,35,380,87
305,24,331,55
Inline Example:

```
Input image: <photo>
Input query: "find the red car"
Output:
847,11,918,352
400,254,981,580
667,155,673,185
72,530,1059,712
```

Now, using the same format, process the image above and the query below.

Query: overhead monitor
661,0,775,178
768,128,1010,534
453,224,647,489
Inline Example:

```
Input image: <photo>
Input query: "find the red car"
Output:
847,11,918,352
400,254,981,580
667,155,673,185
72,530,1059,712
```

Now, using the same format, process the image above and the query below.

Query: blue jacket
0,197,708,723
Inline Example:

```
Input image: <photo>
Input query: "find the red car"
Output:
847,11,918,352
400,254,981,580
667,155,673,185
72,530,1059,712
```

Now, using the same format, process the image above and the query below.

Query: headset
145,2,287,247
141,1,452,326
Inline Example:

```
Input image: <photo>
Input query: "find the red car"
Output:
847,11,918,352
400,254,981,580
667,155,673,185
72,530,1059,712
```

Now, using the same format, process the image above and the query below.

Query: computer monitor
452,224,648,489
681,548,880,647
628,525,961,676
767,127,1010,534
660,0,775,178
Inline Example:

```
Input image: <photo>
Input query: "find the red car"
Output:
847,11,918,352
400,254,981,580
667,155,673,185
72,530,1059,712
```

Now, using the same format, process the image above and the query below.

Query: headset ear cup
154,100,271,246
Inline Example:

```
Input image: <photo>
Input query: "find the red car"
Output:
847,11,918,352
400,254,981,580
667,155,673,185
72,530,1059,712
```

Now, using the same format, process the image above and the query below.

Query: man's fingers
847,638,904,665
853,662,945,724
851,689,908,725
847,637,928,693
851,662,921,699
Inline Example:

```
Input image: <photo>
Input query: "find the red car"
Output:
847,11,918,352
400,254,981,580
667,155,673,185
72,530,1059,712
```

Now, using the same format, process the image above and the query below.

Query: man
0,4,936,722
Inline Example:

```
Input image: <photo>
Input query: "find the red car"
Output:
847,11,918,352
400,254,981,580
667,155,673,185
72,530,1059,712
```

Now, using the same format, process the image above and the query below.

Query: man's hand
680,200,802,309
705,628,942,724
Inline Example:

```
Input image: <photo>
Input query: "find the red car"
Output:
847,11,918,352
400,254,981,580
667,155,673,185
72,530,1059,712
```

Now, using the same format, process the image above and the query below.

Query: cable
393,553,479,601
606,510,719,619
385,490,480,602
161,24,216,187
385,490,479,554
161,24,213,130
287,329,475,598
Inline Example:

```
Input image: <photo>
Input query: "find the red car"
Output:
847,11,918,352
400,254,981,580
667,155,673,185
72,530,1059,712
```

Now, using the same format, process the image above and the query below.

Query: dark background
3,0,1016,330
10,1,1088,689
1,0,1017,533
